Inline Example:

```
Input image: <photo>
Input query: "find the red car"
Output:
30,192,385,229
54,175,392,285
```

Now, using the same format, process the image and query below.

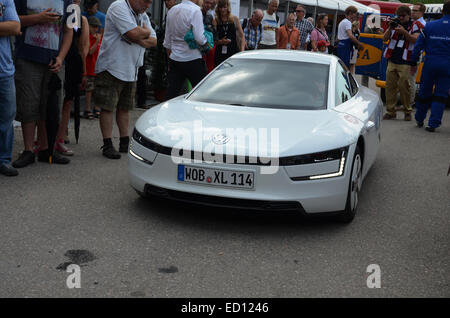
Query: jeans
0,75,16,165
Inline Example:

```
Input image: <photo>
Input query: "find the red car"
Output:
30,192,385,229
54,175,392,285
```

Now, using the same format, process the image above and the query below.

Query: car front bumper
128,141,356,214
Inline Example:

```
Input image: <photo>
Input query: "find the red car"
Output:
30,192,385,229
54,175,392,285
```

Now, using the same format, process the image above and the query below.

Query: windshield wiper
228,103,244,106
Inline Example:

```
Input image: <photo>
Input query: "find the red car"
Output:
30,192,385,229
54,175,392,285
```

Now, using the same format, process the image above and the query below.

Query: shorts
86,76,95,92
94,71,136,112
14,58,52,123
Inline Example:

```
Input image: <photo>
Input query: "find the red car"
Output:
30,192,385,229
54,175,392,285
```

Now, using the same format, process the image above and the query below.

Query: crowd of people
0,0,449,177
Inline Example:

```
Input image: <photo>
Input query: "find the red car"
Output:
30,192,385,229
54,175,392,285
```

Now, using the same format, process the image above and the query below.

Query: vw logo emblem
212,133,230,145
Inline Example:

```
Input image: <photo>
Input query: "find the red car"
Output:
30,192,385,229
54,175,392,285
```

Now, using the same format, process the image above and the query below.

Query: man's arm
135,18,157,49
0,21,20,36
411,32,425,63
19,8,60,27
395,25,419,44
383,27,392,42
136,24,157,48
346,29,363,50
109,4,149,42
0,0,20,36
49,24,73,73
192,10,206,46
125,26,151,41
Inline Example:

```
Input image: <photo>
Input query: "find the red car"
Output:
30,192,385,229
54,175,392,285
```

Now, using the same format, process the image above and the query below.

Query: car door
348,72,380,173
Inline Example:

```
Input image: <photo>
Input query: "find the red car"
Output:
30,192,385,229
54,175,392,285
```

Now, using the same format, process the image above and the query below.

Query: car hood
135,98,362,157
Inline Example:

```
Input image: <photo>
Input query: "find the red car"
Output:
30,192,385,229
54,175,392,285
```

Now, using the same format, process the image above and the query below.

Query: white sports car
128,50,382,222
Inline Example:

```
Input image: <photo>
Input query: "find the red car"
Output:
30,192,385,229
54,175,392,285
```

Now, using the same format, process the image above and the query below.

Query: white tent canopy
288,0,379,14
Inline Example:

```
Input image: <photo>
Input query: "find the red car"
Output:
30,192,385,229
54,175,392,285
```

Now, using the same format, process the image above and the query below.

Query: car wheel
135,189,149,198
380,88,386,104
339,146,363,223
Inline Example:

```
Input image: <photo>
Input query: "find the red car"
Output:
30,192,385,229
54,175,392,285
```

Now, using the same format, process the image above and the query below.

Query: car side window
335,62,352,106
348,73,359,96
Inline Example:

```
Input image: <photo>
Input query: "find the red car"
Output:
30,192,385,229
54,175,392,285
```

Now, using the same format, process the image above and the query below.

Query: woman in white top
337,6,363,68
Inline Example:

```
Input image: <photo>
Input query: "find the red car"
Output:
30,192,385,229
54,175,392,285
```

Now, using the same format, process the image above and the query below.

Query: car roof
230,50,337,65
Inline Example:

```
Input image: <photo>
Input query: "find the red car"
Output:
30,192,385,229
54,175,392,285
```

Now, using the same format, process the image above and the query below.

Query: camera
389,17,401,28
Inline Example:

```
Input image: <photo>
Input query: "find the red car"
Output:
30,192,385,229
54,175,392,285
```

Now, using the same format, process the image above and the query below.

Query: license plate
177,165,254,190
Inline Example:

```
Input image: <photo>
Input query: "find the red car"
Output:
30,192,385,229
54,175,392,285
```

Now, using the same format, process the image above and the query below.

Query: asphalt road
1,84,449,298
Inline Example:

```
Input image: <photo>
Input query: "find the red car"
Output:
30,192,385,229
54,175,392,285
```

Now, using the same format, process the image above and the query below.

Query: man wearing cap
82,0,106,34
94,0,156,159
294,4,313,50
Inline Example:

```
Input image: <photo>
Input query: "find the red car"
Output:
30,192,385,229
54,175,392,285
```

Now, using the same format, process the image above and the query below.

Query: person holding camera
383,5,421,121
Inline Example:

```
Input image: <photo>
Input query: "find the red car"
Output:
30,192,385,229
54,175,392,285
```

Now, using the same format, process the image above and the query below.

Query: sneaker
425,126,435,132
0,163,19,177
38,149,70,164
102,145,121,159
383,113,396,120
12,151,35,168
416,121,424,128
404,113,412,121
55,140,74,156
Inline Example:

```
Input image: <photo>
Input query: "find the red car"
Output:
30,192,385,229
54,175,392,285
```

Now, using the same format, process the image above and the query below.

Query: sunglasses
296,10,305,13
398,14,407,17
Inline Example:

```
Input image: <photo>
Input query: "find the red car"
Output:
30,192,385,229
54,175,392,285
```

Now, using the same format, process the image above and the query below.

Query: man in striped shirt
382,5,420,121
294,4,313,50
243,9,263,50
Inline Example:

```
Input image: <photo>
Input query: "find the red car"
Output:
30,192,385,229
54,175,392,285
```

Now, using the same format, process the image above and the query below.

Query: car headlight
281,147,349,181
132,128,170,155
129,130,158,165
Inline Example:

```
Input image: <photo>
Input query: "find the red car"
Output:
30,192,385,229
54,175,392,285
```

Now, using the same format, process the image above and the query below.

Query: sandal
83,111,94,119
93,109,101,118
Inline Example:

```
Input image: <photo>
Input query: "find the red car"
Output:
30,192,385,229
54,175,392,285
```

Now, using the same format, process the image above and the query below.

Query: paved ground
1,81,449,297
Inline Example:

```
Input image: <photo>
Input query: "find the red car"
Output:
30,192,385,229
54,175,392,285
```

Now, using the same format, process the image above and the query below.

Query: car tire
338,146,363,223
380,88,386,104
135,189,149,198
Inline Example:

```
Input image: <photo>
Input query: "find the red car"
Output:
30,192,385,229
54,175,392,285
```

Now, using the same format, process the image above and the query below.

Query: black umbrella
46,73,62,164
74,91,80,144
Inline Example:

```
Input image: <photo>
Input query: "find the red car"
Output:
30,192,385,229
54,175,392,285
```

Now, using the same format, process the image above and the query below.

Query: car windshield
187,58,329,110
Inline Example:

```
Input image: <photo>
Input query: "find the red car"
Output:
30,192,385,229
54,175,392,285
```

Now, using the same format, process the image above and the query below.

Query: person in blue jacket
411,1,450,132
